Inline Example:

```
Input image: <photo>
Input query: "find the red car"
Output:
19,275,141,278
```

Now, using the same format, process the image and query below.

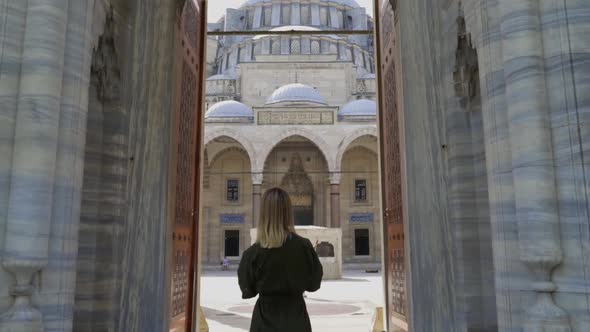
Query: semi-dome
205,100,254,121
243,0,360,8
266,83,327,105
339,99,377,118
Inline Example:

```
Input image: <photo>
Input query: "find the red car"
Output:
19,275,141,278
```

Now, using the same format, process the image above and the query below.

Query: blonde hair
257,188,295,248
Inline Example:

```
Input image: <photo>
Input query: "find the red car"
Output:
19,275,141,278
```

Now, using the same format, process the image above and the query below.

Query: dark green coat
238,233,323,332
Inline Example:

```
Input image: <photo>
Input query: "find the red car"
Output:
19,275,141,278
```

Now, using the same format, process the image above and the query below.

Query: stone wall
240,60,357,107
394,0,590,330
73,0,181,330
395,0,459,329
108,0,180,330
0,0,201,331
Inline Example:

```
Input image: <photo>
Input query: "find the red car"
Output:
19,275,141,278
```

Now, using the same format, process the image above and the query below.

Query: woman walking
238,188,323,332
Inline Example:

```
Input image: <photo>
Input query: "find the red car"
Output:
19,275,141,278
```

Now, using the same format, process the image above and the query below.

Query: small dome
266,84,327,105
205,101,253,120
339,99,377,117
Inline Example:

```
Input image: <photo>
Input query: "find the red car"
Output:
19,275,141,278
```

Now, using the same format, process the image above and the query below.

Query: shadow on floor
202,306,251,330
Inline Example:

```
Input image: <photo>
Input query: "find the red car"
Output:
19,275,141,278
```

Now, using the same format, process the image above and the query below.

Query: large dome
253,26,342,41
266,83,327,105
339,99,376,117
205,100,254,120
242,0,360,8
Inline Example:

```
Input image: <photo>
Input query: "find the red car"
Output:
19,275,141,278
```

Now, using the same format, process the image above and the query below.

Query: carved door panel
377,1,407,329
170,1,206,331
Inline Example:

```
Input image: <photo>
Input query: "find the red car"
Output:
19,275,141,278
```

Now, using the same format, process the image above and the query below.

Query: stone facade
202,0,380,265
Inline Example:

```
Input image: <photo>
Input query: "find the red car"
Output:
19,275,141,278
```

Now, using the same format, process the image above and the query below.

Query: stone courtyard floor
200,268,385,332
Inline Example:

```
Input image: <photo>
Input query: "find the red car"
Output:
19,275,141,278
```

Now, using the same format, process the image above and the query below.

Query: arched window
291,39,301,54
311,40,320,54
271,38,281,54
239,46,247,62
253,42,261,56
329,43,338,54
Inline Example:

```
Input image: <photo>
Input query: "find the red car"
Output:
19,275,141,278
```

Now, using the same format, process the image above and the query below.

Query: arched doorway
202,135,254,264
281,152,315,225
338,134,380,263
262,135,330,227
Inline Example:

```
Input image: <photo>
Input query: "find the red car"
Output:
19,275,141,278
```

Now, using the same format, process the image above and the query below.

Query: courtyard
200,268,384,332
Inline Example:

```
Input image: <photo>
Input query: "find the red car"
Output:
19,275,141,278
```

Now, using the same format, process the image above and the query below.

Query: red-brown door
170,1,207,331
376,0,408,329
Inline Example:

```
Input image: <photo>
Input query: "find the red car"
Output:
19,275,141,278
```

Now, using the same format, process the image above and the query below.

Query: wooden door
376,0,408,329
170,1,207,331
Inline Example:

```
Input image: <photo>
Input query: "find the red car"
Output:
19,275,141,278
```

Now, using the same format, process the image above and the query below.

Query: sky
208,0,375,23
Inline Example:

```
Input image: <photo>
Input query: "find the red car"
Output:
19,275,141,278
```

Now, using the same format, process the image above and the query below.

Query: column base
0,297,43,332
0,264,44,332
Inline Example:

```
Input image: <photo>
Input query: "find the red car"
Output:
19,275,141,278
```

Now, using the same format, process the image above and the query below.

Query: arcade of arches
202,133,380,264
0,0,589,332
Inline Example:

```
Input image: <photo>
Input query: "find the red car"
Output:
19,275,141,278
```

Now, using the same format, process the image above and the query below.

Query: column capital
252,172,264,185
329,172,341,185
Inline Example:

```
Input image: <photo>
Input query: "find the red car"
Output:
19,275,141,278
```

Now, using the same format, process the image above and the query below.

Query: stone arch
208,146,250,168
335,127,378,171
257,128,336,173
204,128,258,171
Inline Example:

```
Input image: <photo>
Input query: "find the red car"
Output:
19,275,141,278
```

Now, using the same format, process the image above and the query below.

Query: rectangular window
282,4,291,25
226,179,239,202
320,6,329,26
247,10,254,30
355,179,367,201
224,230,240,257
301,5,310,25
264,6,272,26
354,229,370,256
337,10,344,29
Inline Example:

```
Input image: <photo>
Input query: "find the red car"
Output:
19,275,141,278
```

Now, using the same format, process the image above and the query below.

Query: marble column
499,0,570,330
0,1,70,330
0,0,97,331
252,173,263,228
43,1,98,331
330,173,341,228
0,0,27,312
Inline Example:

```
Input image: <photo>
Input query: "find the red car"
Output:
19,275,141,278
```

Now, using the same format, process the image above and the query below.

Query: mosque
201,0,380,264
2,0,589,330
